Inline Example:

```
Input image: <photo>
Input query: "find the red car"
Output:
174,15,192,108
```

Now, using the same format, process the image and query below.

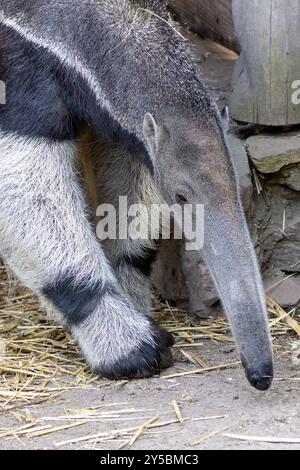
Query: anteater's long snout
201,209,273,391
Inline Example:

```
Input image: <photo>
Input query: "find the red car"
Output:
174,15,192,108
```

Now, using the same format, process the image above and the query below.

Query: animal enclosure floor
1,37,300,451
1,263,300,451
1,337,300,450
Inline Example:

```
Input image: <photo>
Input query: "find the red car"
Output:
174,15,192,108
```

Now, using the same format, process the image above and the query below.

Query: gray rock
247,133,300,174
252,185,300,274
274,164,300,192
268,276,300,309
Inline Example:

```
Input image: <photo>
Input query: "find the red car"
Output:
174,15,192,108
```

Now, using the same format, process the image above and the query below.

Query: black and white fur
0,1,273,388
0,1,175,379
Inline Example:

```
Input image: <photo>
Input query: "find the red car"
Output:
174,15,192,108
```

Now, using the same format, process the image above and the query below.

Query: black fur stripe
122,247,158,277
0,25,153,172
0,25,82,141
97,325,174,380
43,275,114,325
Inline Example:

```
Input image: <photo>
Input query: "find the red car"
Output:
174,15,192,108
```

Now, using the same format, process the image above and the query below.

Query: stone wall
248,132,300,311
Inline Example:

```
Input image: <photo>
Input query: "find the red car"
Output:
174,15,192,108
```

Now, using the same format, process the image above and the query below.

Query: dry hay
1,262,300,447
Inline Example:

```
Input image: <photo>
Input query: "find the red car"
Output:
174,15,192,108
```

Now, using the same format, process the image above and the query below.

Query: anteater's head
143,109,273,391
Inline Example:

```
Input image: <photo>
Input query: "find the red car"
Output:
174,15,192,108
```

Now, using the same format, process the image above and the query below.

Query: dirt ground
1,342,300,450
1,37,300,452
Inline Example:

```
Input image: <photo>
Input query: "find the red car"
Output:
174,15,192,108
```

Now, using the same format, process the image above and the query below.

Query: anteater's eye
176,193,188,205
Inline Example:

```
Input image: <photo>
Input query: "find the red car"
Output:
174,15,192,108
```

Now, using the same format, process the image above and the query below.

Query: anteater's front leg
0,134,173,378
95,140,161,318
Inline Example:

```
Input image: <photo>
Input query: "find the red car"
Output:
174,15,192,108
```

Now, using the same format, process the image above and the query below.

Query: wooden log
229,0,300,126
170,0,239,52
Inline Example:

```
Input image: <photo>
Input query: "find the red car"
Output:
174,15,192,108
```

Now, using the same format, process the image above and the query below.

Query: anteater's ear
143,113,157,143
221,106,229,133
143,113,169,153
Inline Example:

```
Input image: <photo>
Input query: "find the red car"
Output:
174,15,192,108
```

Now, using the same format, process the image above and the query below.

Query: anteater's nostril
250,373,273,391
242,357,274,391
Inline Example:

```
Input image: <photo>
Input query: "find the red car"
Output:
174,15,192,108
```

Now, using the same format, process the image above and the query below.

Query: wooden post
229,0,300,126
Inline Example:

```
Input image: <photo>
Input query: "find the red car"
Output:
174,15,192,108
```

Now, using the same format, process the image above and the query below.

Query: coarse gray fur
0,1,273,388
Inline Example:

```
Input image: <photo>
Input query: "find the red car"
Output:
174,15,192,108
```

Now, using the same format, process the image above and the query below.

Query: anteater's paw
97,327,174,380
